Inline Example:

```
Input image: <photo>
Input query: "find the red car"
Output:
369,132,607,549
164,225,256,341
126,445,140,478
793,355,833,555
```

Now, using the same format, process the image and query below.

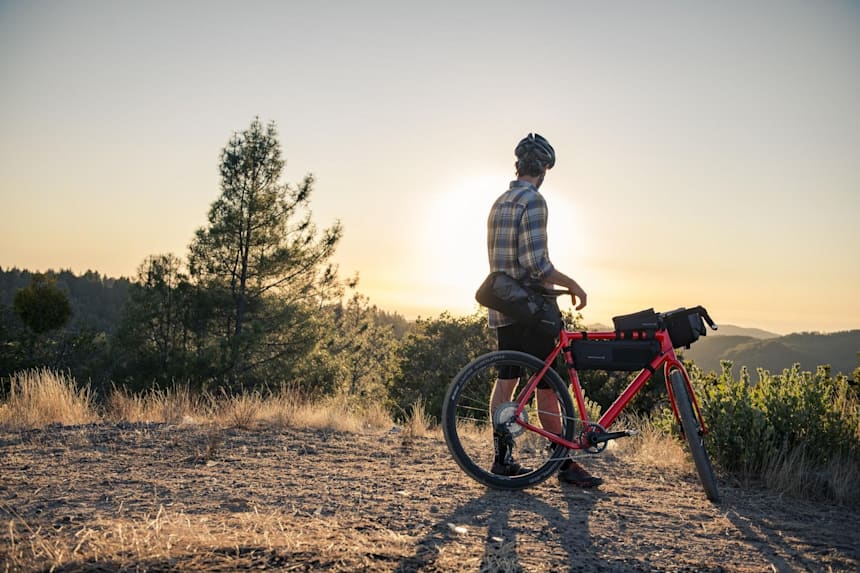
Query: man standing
485,133,602,487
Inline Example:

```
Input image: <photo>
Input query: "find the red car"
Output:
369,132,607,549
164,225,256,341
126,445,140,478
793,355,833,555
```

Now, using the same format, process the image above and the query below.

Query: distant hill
683,330,860,377
710,324,780,339
586,322,780,340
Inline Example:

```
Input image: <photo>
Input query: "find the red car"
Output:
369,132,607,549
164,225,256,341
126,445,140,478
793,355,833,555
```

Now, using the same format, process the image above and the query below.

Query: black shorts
496,322,560,388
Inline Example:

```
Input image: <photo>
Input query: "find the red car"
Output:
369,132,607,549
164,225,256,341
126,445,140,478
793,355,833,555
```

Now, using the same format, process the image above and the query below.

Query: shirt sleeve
518,195,555,280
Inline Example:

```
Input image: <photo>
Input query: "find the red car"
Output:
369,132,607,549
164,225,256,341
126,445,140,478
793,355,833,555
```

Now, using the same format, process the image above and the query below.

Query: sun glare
414,175,597,318
419,174,506,314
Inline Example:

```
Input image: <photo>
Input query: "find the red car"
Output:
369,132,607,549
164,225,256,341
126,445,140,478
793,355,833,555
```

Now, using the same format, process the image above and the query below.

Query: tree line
0,118,500,419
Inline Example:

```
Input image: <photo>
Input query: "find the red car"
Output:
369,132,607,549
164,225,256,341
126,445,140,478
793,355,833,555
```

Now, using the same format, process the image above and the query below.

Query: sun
418,174,508,313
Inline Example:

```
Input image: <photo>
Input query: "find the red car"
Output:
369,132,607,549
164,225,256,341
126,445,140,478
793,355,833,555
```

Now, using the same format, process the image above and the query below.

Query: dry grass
0,368,96,428
104,383,211,425
276,392,393,433
102,381,396,433
1,503,415,572
401,399,433,438
0,370,398,436
761,444,860,503
215,389,263,429
610,413,688,470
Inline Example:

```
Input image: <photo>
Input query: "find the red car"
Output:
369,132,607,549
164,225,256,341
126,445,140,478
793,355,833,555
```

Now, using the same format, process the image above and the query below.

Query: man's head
515,133,555,181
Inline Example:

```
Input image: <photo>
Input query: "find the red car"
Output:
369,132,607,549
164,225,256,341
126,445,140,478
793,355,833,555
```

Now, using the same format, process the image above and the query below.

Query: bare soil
1,422,858,572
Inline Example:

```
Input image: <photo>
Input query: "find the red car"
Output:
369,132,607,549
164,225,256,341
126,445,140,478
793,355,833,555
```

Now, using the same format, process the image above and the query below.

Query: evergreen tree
113,254,193,387
327,291,400,402
187,118,343,388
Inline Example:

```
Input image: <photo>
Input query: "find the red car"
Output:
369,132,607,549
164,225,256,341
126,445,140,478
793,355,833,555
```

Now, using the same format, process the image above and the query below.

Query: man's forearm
546,268,582,292
546,268,587,310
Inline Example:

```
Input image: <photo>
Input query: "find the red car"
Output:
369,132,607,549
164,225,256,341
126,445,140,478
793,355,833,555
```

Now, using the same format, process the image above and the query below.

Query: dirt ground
0,421,858,572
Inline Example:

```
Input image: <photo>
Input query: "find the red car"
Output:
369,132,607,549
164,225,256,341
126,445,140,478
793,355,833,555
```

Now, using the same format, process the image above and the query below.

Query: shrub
694,361,860,503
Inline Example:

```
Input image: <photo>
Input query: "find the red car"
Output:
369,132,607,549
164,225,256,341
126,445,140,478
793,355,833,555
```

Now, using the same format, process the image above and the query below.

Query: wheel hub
493,401,528,437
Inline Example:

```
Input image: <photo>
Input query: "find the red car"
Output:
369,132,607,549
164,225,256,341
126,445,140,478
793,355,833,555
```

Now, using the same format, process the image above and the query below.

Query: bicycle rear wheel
669,370,721,502
442,350,576,490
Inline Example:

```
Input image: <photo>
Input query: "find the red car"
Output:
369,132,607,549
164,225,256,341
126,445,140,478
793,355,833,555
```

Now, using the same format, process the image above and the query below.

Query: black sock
493,430,513,465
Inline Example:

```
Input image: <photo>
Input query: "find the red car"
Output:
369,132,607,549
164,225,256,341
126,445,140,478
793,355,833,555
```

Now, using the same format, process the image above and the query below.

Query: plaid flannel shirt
486,180,555,328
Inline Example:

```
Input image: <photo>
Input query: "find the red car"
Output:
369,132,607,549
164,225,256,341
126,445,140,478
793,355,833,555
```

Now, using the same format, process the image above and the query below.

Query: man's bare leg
536,387,563,435
490,378,519,415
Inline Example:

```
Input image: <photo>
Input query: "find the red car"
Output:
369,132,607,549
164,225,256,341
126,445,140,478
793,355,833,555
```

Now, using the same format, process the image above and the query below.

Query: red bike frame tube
512,344,563,414
511,326,709,449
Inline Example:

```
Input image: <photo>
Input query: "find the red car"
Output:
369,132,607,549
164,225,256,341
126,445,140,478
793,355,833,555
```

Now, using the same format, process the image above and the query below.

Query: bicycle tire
669,370,721,502
442,350,576,490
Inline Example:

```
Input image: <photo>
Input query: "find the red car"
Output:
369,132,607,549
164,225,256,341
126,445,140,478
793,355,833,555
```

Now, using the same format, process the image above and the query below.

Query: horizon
2,1,859,336
1,264,856,338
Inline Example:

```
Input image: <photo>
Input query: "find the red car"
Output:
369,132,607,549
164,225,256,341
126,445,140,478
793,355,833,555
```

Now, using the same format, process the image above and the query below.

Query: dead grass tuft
611,414,688,471
216,389,264,429
402,400,432,438
0,369,96,428
761,445,860,504
104,384,148,422
104,383,210,424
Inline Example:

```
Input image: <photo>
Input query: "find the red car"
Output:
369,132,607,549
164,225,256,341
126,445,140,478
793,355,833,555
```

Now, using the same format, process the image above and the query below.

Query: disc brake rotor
492,401,528,437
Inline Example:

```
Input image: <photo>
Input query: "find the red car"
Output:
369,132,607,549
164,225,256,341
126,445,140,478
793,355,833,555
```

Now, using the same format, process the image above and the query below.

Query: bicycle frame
510,327,708,451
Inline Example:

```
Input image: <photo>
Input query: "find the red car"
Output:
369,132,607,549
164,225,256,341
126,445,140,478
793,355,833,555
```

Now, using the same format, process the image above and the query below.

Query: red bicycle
442,302,721,502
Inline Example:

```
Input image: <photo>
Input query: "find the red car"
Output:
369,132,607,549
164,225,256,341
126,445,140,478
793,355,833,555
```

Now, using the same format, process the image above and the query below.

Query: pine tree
188,118,343,388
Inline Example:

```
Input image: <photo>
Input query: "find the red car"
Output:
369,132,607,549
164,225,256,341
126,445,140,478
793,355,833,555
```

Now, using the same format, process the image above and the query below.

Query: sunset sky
2,1,859,335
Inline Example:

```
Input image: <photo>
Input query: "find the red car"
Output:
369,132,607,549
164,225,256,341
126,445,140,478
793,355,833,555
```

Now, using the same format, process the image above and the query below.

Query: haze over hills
682,329,860,377
708,324,780,340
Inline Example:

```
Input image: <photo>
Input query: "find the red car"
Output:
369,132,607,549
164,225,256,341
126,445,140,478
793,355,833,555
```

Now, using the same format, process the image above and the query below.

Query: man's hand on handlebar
570,286,587,311
545,268,587,311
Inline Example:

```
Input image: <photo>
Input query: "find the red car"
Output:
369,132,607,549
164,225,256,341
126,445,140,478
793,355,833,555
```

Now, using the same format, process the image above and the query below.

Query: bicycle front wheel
442,350,576,490
669,370,721,502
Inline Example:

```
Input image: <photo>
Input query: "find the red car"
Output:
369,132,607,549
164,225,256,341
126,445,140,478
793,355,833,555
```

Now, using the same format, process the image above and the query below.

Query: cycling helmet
515,133,555,169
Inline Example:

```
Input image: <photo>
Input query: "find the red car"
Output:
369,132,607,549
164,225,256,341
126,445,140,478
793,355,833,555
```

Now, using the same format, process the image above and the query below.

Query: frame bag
475,272,562,338
570,339,661,371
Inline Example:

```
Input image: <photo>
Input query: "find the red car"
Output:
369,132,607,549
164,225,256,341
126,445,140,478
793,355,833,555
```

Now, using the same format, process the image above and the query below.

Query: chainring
579,422,608,453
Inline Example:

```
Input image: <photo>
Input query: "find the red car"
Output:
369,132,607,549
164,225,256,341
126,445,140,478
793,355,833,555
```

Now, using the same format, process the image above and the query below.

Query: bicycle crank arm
593,430,638,444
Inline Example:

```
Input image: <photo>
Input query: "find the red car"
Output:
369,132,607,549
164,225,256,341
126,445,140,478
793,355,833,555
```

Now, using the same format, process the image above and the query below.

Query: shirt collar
509,180,539,193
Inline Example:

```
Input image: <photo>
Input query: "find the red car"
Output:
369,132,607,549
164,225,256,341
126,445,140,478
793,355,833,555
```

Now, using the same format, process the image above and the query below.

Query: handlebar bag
570,339,661,371
662,308,707,349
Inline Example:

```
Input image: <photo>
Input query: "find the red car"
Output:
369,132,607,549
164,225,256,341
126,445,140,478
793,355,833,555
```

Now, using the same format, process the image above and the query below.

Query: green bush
693,361,860,502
